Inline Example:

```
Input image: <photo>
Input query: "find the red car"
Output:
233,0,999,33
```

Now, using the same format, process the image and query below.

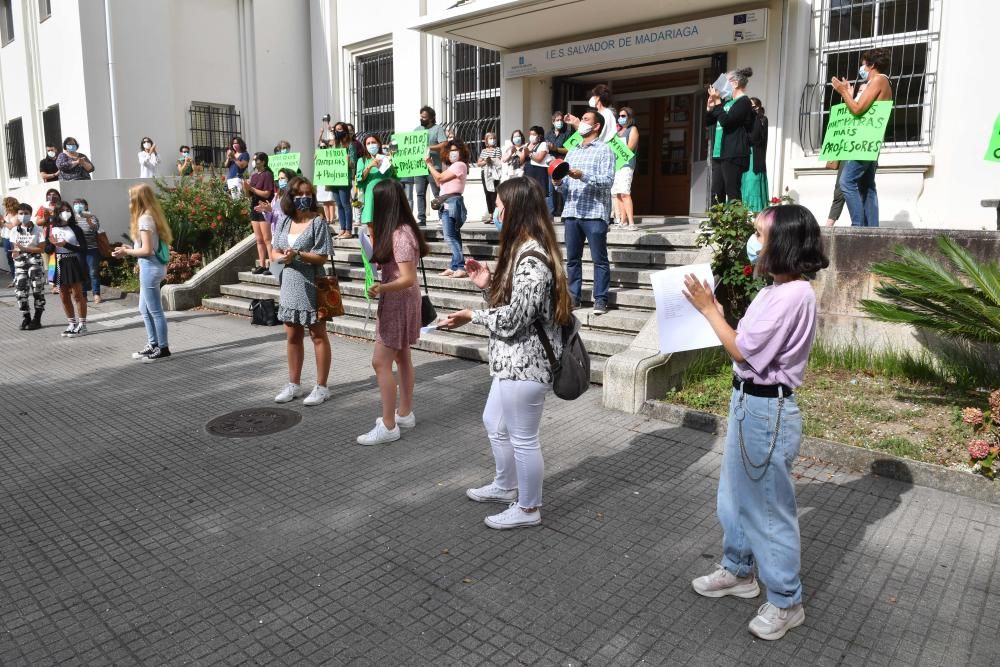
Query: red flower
968,439,991,460
211,222,218,229
770,196,781,204
216,215,223,221
742,265,754,277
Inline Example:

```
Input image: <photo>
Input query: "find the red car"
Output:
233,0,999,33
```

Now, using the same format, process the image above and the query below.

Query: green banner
563,132,583,151
607,135,635,171
818,101,893,161
391,130,430,178
313,148,348,186
269,151,301,174
985,113,1000,163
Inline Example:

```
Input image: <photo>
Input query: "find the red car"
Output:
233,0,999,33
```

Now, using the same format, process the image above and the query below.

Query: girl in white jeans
440,177,573,529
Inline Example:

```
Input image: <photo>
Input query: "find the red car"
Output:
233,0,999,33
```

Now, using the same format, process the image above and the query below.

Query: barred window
189,102,242,167
42,104,61,150
442,41,500,156
799,0,941,154
5,117,27,179
351,49,394,141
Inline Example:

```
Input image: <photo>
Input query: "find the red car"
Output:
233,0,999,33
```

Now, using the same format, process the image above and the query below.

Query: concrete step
202,294,607,383
412,225,700,249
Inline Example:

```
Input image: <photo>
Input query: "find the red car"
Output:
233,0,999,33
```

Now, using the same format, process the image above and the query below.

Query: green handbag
155,239,171,264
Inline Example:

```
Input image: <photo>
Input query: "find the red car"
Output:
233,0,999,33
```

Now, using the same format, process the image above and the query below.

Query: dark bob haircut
861,48,890,72
280,176,319,218
758,204,829,277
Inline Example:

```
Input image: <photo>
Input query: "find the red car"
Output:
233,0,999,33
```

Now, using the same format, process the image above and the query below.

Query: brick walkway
2,290,998,665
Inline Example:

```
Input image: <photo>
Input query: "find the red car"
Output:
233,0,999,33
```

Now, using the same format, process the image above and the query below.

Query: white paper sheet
268,256,284,279
649,263,721,354
358,231,374,263
377,157,392,174
420,325,440,335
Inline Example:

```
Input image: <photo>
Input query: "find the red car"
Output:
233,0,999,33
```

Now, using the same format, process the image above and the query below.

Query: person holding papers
356,180,428,446
356,135,397,236
682,204,829,642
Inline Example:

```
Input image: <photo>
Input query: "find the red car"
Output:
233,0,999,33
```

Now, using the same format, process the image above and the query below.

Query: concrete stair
201,219,702,385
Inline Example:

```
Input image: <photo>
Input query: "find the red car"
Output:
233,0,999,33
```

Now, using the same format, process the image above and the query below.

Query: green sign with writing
269,152,301,174
607,135,635,171
313,148,348,186
985,113,1000,163
563,132,583,151
818,101,893,161
391,130,430,178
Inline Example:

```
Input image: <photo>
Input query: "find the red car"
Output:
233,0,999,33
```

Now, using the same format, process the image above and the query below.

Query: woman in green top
177,145,194,177
356,134,397,231
740,97,770,213
706,67,755,205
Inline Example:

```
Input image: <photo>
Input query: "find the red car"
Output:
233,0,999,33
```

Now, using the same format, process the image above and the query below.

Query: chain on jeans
735,382,785,482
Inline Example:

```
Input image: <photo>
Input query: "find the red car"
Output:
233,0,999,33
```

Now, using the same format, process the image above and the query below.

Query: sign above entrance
503,10,768,79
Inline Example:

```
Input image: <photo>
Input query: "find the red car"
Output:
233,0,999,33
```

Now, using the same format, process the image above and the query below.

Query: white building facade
1,0,997,231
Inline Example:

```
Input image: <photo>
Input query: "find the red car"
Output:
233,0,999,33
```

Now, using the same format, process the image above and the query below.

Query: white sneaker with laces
71,322,88,337
356,418,400,445
274,383,303,404
395,411,416,429
466,482,518,504
484,503,541,530
748,602,805,640
302,385,330,406
691,564,761,599
61,324,76,337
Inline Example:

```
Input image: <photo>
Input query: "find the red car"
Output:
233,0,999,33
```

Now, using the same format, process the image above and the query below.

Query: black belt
733,376,793,398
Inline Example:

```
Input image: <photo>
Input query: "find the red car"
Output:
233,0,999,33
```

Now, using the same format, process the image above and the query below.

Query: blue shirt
557,139,615,221
227,151,249,179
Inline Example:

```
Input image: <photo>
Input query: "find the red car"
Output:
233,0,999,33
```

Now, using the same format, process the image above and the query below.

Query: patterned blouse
472,239,563,384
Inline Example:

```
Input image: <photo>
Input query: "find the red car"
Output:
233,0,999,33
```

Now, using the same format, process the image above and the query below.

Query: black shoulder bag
418,256,437,327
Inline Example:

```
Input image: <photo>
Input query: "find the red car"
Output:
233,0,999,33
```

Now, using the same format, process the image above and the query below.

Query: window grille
42,104,61,150
1,0,14,45
188,102,242,167
441,41,501,156
5,117,27,179
38,0,51,22
799,0,941,154
351,48,394,142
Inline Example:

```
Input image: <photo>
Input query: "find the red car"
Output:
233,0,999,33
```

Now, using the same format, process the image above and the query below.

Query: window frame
441,40,501,157
1,0,15,46
5,117,28,180
350,47,395,142
38,0,51,23
188,102,243,168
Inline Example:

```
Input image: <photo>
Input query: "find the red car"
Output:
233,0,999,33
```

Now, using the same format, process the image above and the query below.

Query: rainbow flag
46,255,56,283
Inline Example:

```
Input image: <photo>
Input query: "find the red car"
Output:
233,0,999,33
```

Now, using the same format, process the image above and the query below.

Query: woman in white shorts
612,107,640,229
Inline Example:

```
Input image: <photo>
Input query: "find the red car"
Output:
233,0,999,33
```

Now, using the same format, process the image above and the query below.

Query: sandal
439,269,454,277
450,270,468,279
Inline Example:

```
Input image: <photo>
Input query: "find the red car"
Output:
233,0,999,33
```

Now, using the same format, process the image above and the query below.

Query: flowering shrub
964,390,1000,478
697,200,765,321
154,176,251,263
165,251,203,285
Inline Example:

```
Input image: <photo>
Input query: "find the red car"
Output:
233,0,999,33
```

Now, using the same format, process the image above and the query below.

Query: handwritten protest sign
984,113,1000,163
268,151,301,174
818,101,893,161
313,149,348,186
607,135,635,171
391,130,429,178
563,132,583,151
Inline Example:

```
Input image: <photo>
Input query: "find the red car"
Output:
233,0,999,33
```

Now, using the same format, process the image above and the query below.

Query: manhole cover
206,408,302,438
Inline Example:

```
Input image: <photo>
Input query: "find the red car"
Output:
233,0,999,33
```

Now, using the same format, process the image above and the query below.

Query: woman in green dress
741,97,770,213
356,135,397,234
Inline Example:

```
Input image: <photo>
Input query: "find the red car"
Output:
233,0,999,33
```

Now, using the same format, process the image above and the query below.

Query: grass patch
665,341,982,469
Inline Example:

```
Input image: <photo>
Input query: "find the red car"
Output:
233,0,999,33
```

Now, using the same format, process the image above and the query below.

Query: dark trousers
413,175,440,225
711,158,748,205
481,177,498,214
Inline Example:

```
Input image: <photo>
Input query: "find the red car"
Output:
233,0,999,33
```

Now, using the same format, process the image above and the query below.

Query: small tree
154,176,251,263
696,200,765,321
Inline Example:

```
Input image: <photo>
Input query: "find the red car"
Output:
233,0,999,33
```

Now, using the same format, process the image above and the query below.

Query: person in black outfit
544,111,572,216
748,97,768,178
706,68,755,204
39,145,59,183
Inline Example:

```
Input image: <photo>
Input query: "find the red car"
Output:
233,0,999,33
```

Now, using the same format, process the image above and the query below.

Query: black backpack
520,250,591,400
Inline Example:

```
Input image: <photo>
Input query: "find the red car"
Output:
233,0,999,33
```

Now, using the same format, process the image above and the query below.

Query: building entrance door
617,92,695,216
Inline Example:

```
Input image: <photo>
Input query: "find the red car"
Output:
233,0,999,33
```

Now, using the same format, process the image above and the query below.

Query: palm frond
936,236,1000,308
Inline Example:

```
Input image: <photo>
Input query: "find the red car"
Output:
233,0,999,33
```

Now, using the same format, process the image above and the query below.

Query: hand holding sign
818,101,893,162
391,130,430,178
607,135,635,171
984,112,1000,163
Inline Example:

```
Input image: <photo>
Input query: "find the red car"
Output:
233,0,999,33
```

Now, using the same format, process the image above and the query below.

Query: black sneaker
131,344,156,360
140,346,172,363
251,266,266,275
20,314,31,330
593,301,609,315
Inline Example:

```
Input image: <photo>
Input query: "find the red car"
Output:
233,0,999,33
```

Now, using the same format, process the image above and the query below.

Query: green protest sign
313,148,348,186
984,113,1000,163
268,152,301,174
818,101,893,161
563,132,583,151
391,130,430,178
607,135,635,171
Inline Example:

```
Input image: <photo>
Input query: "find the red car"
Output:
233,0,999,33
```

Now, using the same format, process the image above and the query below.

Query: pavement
1,287,999,666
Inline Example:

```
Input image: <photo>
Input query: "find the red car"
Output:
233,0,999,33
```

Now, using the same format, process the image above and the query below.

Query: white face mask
47,151,56,158
449,151,460,163
143,142,152,149
59,211,72,222
589,96,599,107
578,121,593,136
529,134,538,143
487,138,495,146
19,214,30,223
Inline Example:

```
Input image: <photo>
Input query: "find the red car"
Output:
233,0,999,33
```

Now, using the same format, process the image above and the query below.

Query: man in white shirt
565,84,618,143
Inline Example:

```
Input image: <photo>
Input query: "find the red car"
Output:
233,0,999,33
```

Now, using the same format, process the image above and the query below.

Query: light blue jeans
440,195,466,271
840,160,879,227
138,257,169,348
718,386,803,608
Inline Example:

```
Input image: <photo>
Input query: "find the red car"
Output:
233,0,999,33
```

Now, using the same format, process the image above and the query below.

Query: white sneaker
395,411,416,429
303,385,330,406
466,482,518,504
71,322,88,337
692,565,761,599
748,602,805,640
61,324,76,337
356,418,400,446
484,503,541,530
274,383,303,403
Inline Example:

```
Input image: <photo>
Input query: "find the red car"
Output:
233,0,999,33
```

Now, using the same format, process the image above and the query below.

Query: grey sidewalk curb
642,399,1000,505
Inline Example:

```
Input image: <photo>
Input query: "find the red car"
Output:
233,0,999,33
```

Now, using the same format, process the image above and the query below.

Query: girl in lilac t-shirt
682,204,829,642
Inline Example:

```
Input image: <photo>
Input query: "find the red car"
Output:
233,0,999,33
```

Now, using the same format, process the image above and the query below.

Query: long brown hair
371,179,429,264
128,183,173,244
488,178,572,325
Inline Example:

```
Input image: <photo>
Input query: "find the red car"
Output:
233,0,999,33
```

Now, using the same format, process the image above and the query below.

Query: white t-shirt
528,138,550,168
138,150,160,178
50,225,78,254
10,224,43,250
598,107,618,143
137,214,159,253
